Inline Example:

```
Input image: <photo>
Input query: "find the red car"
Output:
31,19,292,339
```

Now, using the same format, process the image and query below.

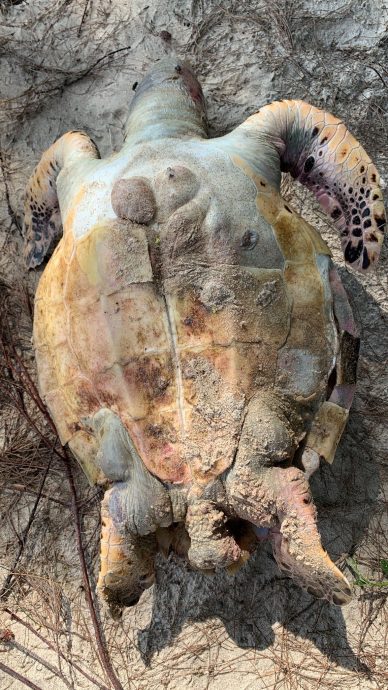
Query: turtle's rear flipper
268,466,352,605
225,394,352,605
24,131,100,268
98,487,157,619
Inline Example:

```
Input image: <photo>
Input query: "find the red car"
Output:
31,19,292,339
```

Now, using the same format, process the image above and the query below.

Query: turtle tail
239,100,386,271
24,131,100,269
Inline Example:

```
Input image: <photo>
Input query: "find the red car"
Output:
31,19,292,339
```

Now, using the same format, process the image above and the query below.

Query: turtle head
125,57,207,143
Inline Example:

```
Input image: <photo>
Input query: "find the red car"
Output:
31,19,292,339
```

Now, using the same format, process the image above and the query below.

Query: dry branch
0,661,43,690
0,278,123,689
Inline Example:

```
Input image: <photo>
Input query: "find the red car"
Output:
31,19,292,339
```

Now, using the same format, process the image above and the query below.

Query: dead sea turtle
24,58,386,617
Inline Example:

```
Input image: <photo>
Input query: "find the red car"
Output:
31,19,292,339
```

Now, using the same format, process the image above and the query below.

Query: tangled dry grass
0,1,387,689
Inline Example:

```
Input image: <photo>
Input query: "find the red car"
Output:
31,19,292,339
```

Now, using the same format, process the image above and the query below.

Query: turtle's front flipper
24,131,100,268
221,100,386,271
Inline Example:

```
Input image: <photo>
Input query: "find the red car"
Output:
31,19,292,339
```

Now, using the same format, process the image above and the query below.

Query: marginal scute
68,430,103,485
304,401,349,464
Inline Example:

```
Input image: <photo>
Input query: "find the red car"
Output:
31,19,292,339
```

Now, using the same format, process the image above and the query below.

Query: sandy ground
0,1,387,688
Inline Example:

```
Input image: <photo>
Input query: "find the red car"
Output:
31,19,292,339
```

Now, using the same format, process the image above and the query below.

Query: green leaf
346,557,388,589
380,559,388,576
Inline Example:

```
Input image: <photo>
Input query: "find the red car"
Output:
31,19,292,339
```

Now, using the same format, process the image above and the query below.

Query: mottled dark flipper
23,131,100,268
224,100,386,271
